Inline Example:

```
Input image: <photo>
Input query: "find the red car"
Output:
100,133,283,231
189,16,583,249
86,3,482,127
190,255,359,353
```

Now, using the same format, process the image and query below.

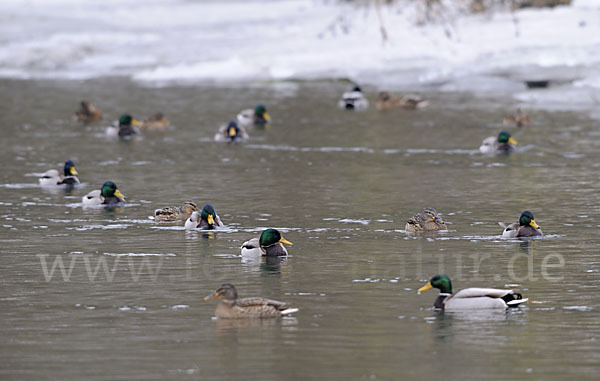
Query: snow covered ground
0,0,599,109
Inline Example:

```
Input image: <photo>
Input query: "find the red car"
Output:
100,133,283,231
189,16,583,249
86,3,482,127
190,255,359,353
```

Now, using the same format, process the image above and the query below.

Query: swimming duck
338,86,369,111
151,201,197,222
214,120,249,143
405,207,447,232
499,210,543,238
479,130,517,154
204,283,299,319
418,274,528,310
82,181,125,206
503,108,533,128
141,112,171,131
375,91,429,110
106,114,142,138
237,104,271,128
184,204,224,230
74,100,102,122
39,160,80,186
241,228,293,257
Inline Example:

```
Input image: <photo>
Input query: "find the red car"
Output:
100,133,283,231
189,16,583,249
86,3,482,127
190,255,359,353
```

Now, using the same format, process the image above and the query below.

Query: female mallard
74,100,102,122
418,274,528,310
237,104,271,128
375,91,429,110
39,160,80,186
499,210,543,238
184,204,224,230
214,120,249,143
503,108,533,128
106,114,142,138
479,130,517,154
405,207,447,232
151,201,197,222
82,181,125,206
338,86,369,111
241,228,293,257
204,283,298,319
141,112,171,131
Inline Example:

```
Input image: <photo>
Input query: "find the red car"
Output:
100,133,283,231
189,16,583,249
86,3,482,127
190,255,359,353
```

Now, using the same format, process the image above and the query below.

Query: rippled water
1,78,599,380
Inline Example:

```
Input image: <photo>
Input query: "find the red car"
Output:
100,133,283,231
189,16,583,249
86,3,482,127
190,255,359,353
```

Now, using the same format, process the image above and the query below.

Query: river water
1,78,599,380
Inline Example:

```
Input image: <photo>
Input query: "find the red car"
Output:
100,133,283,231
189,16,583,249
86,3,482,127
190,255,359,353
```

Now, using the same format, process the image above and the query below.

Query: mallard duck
479,130,517,154
237,104,271,128
184,204,224,230
74,100,102,122
204,283,298,319
503,108,533,128
214,120,249,143
418,274,528,310
405,207,447,232
141,112,171,131
338,86,369,111
375,91,429,110
105,114,141,138
39,160,80,186
241,228,293,257
151,201,197,222
82,181,125,206
499,210,543,238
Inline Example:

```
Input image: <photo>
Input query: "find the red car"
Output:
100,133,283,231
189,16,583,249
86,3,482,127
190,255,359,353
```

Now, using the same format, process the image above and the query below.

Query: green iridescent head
418,274,453,294
119,114,133,125
259,228,293,247
497,130,516,145
254,104,266,117
100,181,125,199
200,204,217,226
63,160,78,177
519,211,540,229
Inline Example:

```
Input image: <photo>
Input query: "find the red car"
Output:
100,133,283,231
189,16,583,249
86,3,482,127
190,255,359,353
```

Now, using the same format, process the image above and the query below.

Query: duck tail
498,222,508,229
503,293,528,307
280,308,299,316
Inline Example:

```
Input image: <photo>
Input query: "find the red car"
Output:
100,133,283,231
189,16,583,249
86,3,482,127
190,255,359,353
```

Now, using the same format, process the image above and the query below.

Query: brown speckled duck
204,283,299,319
375,91,429,110
405,207,447,232
151,201,197,222
141,112,171,131
74,100,102,122
503,108,533,128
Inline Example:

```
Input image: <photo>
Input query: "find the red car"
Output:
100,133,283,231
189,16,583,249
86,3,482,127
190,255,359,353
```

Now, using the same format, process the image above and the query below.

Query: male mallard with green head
405,207,447,232
152,201,197,222
106,114,142,138
418,274,528,310
480,130,517,154
375,91,429,110
141,112,171,131
82,181,125,206
184,204,224,230
214,120,249,143
39,160,80,186
74,100,102,122
204,283,298,319
499,210,543,238
241,228,293,257
237,104,271,128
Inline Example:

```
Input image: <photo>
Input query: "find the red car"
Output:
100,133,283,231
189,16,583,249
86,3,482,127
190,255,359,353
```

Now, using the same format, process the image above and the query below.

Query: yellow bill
70,167,78,175
417,282,433,294
131,119,142,127
228,127,237,137
114,189,126,200
508,137,518,145
530,219,540,229
207,214,215,225
264,112,271,122
279,237,293,246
